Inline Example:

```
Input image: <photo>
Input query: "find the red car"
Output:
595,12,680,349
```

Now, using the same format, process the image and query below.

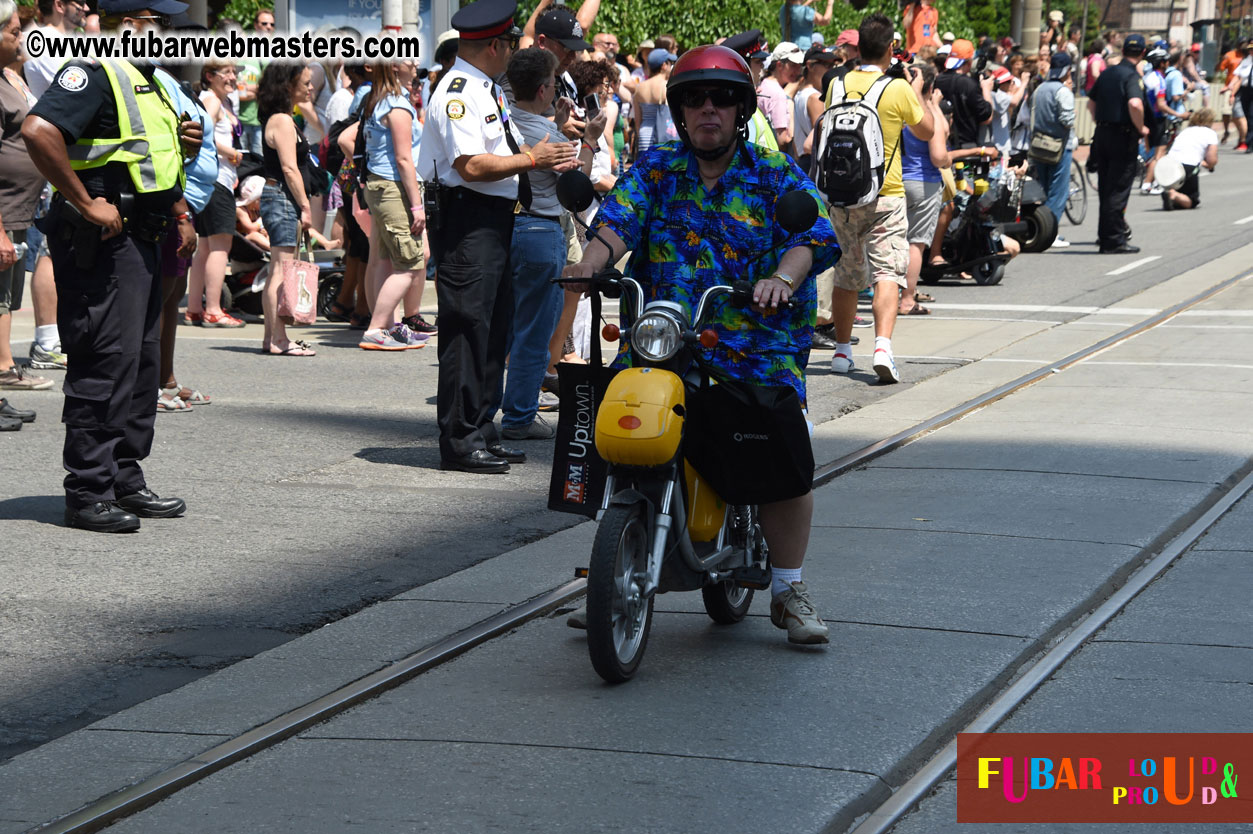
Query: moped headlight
631,312,683,362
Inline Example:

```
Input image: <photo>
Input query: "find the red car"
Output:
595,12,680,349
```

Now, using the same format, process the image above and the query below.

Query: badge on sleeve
485,113,498,124
447,99,466,120
448,76,466,93
58,66,89,92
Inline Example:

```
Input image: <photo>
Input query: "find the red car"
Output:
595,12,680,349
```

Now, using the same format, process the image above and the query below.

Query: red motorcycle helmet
666,45,758,148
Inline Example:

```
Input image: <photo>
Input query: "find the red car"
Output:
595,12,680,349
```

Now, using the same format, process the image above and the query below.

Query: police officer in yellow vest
723,30,781,151
22,0,200,532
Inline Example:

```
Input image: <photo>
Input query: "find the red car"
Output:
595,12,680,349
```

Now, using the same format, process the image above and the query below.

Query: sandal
327,301,353,323
202,312,245,328
157,388,193,413
900,304,931,315
349,313,372,329
266,340,316,357
175,386,211,405
915,292,935,303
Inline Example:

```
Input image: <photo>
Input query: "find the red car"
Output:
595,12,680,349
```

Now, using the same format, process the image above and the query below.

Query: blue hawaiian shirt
592,141,839,405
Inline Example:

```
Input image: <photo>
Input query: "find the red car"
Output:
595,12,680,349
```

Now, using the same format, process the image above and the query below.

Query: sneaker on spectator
831,352,854,374
537,390,559,412
389,323,429,349
872,345,900,384
1049,236,1071,249
0,365,54,391
501,415,556,440
359,328,408,351
852,315,872,328
1147,184,1163,196
401,313,438,334
541,373,560,396
769,581,829,645
1235,142,1249,152
29,342,67,370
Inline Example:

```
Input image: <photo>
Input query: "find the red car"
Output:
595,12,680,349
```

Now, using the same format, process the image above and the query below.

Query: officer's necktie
492,84,532,210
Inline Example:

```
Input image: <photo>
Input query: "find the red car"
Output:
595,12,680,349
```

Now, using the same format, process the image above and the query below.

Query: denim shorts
259,183,300,248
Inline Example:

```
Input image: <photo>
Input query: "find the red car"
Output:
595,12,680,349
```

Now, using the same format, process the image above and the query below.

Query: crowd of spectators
1,0,1250,440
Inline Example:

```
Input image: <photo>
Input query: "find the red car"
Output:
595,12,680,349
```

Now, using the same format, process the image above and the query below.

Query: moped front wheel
586,503,654,683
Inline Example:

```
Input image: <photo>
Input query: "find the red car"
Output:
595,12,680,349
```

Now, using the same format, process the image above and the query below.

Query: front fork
599,470,679,599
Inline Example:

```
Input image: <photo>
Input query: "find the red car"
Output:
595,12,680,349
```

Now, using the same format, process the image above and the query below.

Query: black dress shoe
1099,244,1141,254
0,398,35,423
116,489,186,518
486,442,527,464
440,450,511,474
65,502,140,533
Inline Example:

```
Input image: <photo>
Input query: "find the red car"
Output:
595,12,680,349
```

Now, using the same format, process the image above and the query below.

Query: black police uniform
1089,58,1146,250
29,60,183,520
417,0,531,473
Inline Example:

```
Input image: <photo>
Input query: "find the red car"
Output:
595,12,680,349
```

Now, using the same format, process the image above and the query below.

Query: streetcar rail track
30,270,1251,834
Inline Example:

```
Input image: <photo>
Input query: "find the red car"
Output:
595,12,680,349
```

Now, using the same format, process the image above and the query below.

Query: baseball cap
1190,42,1201,52
805,44,838,62
811,32,825,46
992,66,1012,84
1047,50,1072,79
1048,9,1064,22
945,38,975,69
941,31,955,43
235,175,264,207
99,0,188,14
535,7,592,52
937,43,952,55
647,47,677,70
770,41,804,64
835,29,859,47
1123,33,1146,54
637,39,655,51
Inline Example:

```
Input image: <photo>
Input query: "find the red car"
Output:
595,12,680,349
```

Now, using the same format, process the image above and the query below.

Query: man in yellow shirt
825,13,932,383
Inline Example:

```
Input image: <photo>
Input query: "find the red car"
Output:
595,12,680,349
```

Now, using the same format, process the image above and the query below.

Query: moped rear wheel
701,582,754,624
586,503,654,683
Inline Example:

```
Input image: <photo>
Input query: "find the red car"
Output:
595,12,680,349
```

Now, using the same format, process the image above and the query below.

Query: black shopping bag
684,375,814,506
548,292,618,517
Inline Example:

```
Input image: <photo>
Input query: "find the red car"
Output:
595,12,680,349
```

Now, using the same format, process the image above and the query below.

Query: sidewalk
3,245,1251,832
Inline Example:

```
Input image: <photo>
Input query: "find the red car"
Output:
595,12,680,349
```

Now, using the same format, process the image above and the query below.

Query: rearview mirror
775,190,819,235
556,170,596,214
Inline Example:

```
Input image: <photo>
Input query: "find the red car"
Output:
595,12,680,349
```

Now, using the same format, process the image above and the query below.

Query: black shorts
343,203,370,260
1164,163,1201,209
193,182,236,237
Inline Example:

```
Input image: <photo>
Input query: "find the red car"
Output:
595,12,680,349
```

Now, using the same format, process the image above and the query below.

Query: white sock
35,325,59,351
835,342,852,357
772,566,803,597
875,336,892,354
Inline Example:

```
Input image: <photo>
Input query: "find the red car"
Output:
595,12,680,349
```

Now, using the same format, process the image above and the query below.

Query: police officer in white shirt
419,0,578,474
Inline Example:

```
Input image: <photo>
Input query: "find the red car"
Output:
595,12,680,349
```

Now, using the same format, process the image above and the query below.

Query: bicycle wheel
1065,159,1087,225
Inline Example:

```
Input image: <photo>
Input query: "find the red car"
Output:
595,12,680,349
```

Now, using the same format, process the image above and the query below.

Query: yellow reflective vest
66,59,185,194
748,108,779,151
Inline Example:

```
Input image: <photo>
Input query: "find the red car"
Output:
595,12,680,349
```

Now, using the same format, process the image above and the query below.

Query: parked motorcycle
554,172,820,683
920,156,1034,286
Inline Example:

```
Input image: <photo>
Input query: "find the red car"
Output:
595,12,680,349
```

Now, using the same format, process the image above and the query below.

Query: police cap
451,0,521,41
724,29,769,60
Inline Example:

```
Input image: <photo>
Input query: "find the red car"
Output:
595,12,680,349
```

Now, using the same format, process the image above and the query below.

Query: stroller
225,155,346,319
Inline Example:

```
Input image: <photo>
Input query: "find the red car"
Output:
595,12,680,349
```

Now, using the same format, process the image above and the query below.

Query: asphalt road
1,146,1250,765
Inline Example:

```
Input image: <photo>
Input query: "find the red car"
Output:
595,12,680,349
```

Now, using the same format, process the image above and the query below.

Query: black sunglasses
678,87,740,109
497,34,520,50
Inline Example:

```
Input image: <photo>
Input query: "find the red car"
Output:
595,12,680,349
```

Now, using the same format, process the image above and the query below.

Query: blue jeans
495,215,565,430
242,123,264,156
1035,145,1074,227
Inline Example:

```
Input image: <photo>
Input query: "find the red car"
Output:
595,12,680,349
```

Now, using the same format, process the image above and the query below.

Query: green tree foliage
525,0,991,54
965,0,999,39
220,0,272,28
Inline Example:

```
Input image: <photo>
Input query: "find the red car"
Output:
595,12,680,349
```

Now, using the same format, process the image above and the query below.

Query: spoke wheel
1065,159,1088,225
586,503,654,683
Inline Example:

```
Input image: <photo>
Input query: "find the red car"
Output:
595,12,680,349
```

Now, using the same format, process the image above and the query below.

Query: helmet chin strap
693,144,734,160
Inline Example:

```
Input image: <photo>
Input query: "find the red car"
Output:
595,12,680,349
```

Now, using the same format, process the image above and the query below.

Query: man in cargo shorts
826,13,932,384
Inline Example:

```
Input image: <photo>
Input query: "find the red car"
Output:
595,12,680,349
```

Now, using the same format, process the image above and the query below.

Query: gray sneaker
0,366,54,391
29,342,67,371
501,415,556,440
537,390,559,412
769,581,830,645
